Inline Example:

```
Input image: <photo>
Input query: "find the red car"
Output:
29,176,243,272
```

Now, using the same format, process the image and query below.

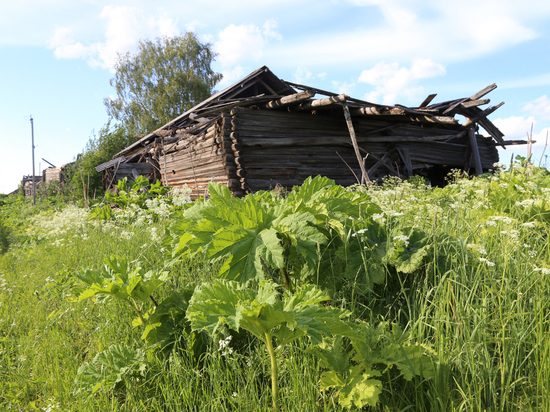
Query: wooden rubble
96,66,526,199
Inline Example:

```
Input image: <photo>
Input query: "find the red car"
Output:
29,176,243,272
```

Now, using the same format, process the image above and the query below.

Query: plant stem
264,332,279,412
128,298,146,325
280,267,292,292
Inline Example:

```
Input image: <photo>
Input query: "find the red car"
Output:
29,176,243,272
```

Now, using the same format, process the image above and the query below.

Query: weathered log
264,90,316,109
289,94,348,112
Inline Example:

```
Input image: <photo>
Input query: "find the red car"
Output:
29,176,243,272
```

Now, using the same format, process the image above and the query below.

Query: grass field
1,161,549,411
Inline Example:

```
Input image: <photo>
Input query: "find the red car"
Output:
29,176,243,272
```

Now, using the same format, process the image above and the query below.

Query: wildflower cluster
218,335,234,356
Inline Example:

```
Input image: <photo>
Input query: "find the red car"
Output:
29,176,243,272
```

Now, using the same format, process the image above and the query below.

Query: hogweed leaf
338,365,383,409
74,344,146,396
311,336,353,375
186,280,254,334
76,256,163,304
389,227,430,273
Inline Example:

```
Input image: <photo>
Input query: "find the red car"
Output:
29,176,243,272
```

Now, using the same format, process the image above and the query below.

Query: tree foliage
104,33,222,135
66,123,139,199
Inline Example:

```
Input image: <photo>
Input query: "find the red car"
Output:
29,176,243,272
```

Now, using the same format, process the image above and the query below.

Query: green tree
104,33,222,135
66,123,139,201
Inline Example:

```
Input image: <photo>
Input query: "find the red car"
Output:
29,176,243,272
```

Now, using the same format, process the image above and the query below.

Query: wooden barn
97,66,525,198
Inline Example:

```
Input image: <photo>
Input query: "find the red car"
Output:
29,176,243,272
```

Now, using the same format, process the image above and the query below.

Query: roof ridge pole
342,102,370,185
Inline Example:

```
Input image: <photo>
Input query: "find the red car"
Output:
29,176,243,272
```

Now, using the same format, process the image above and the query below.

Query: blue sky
1,0,550,194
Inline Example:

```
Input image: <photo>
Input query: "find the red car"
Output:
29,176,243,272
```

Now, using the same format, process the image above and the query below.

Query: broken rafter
470,83,497,100
419,94,437,108
462,102,505,128
460,99,490,109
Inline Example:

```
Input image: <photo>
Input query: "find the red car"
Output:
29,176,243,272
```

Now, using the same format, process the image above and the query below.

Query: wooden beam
397,147,413,177
443,98,469,115
499,140,529,146
342,103,369,184
469,128,483,175
460,99,490,109
470,84,497,100
419,93,437,108
264,90,316,109
290,94,348,111
462,102,504,128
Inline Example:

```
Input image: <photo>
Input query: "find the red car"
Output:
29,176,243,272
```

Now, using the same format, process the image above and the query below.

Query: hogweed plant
186,279,435,410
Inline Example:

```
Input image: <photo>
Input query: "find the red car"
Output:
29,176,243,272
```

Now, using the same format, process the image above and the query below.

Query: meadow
0,159,549,411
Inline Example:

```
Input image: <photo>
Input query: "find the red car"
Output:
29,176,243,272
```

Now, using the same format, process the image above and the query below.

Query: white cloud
186,19,205,33
49,26,88,59
291,67,330,86
48,6,180,69
523,95,550,121
270,1,542,68
216,65,247,89
358,58,445,105
332,81,355,96
214,20,282,67
493,115,536,142
293,66,313,84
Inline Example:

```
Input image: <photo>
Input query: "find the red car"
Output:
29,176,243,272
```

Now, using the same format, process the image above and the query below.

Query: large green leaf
187,280,350,345
74,344,146,396
76,256,163,304
186,280,255,334
337,365,383,408
388,227,431,273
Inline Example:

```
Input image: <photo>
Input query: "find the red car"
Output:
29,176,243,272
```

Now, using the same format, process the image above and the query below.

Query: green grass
1,163,549,411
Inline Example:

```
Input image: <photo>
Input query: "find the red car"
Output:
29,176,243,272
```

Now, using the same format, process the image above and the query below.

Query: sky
1,0,550,194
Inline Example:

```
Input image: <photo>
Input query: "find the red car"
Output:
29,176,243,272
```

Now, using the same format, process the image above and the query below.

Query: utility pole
30,116,36,205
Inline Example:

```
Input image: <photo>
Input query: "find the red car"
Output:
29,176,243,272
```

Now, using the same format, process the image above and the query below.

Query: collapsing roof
97,65,526,197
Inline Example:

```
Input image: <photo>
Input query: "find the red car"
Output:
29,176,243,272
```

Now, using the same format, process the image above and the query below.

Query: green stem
128,298,146,325
280,267,292,292
264,332,279,412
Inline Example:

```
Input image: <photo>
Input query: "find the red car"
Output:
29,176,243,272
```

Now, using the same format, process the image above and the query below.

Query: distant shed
97,66,526,198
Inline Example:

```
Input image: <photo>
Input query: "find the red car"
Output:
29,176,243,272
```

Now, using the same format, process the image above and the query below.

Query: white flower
521,222,536,228
516,199,535,207
488,216,514,225
372,213,386,224
351,228,368,237
120,231,134,240
393,235,410,247
218,336,234,356
534,268,550,275
466,244,487,255
479,258,496,267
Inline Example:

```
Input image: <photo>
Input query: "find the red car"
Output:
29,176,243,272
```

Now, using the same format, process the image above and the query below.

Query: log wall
225,107,499,192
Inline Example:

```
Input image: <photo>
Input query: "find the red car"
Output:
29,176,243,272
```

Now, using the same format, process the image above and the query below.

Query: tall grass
1,162,549,411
